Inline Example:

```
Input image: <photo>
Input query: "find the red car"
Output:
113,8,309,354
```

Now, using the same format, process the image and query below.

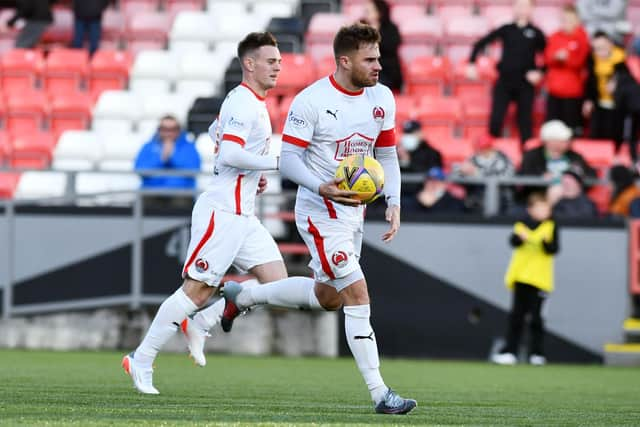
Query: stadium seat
587,184,611,215
166,0,205,18
0,172,20,199
52,130,103,171
0,49,45,93
129,50,176,95
417,96,463,139
175,51,224,101
451,56,497,98
390,5,427,23
435,5,473,21
89,50,134,96
253,2,298,31
42,8,73,43
187,96,224,135
265,96,281,132
169,11,217,52
266,17,305,53
461,97,491,139
99,131,146,171
532,6,561,35
430,137,474,170
195,131,215,171
0,130,10,166
121,0,159,15
313,55,336,80
398,15,443,44
138,92,192,136
405,55,450,97
49,93,93,137
306,42,334,62
493,137,522,167
306,13,349,45
398,43,437,65
10,131,56,169
75,172,141,205
5,91,48,134
101,8,125,47
480,5,512,28
0,96,5,130
125,11,173,54
394,95,417,134
92,90,142,134
626,56,640,83
269,53,315,97
43,48,90,96
14,171,68,199
444,15,490,44
571,139,616,169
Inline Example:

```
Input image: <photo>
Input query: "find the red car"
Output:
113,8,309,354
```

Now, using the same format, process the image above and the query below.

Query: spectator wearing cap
519,120,596,182
402,167,466,215
456,133,515,212
398,119,443,194
549,165,598,219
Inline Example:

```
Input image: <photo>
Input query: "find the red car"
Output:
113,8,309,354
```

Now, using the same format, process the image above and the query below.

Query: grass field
0,350,639,426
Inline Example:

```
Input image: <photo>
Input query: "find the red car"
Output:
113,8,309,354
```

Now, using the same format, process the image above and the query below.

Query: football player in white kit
122,32,301,394
222,24,417,414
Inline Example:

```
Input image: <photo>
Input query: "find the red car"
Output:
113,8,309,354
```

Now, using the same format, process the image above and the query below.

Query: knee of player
319,295,342,311
182,278,215,307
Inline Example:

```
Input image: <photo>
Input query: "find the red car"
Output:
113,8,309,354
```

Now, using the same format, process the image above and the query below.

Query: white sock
134,288,198,369
239,277,324,311
191,297,225,330
344,304,388,403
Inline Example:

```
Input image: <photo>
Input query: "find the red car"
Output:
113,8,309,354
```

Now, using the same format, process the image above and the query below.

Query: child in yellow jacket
492,192,560,366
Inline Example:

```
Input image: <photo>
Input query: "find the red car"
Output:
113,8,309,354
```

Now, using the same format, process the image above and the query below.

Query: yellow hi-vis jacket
504,220,556,293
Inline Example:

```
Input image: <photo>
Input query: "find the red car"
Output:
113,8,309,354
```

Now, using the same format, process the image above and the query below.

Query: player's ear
243,55,255,72
338,55,351,70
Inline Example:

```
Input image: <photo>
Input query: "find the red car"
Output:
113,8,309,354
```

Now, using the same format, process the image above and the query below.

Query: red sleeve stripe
282,134,310,148
375,128,396,147
222,133,246,147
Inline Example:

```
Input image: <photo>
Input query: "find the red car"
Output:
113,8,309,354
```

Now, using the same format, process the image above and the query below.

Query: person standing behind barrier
466,0,546,144
543,5,590,136
492,191,559,366
71,0,111,55
6,0,53,48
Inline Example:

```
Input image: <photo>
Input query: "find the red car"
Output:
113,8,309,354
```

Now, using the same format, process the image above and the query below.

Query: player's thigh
234,216,284,274
183,207,245,287
250,260,288,283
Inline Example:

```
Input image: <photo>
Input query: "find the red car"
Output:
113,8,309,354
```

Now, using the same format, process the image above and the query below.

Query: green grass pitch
0,350,639,426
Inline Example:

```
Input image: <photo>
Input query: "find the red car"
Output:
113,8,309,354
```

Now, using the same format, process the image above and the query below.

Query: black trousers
489,78,535,144
590,105,624,146
503,282,547,356
546,95,583,136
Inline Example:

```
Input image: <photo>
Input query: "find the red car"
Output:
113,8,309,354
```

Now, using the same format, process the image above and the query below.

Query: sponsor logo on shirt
228,116,244,129
372,106,385,122
334,132,374,160
288,111,307,128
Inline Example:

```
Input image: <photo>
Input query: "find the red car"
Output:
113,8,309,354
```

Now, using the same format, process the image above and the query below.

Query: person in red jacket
543,5,590,136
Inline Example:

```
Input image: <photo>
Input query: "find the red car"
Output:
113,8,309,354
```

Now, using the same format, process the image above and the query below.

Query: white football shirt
204,83,272,217
281,75,396,222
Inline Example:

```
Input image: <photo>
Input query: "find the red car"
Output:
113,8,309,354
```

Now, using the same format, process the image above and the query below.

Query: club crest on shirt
332,251,348,267
372,106,385,122
334,132,374,160
195,258,209,273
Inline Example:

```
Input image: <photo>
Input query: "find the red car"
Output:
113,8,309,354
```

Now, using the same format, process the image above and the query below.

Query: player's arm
217,140,279,170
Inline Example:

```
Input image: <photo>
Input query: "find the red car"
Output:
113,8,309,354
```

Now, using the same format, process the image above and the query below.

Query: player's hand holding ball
330,155,385,205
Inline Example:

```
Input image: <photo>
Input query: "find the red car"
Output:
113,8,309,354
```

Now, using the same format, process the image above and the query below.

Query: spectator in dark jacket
543,5,591,136
520,120,597,182
466,0,546,144
402,167,466,215
361,0,403,92
609,165,640,217
611,62,640,162
7,0,52,48
398,119,443,194
134,115,201,207
551,166,598,218
71,0,111,55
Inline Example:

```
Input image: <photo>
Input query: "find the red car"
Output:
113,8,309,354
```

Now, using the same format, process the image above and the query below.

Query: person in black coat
7,0,53,48
611,62,640,162
71,0,112,55
551,166,598,219
360,0,403,92
402,167,466,215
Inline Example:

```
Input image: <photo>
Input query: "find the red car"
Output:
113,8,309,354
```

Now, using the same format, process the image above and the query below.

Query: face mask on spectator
401,134,420,151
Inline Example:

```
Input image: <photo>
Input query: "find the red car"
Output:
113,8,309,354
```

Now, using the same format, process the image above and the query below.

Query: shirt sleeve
281,93,317,149
218,97,255,147
375,86,397,148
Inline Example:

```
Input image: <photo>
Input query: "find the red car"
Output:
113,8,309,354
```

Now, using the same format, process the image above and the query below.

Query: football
334,155,385,204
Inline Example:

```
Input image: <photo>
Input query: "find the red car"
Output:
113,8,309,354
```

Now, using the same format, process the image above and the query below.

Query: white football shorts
182,197,283,287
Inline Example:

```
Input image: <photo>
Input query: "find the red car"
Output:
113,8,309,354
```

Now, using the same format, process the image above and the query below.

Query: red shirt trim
234,174,244,215
375,128,396,147
222,133,246,147
282,134,310,148
329,74,364,96
323,197,337,219
240,82,266,101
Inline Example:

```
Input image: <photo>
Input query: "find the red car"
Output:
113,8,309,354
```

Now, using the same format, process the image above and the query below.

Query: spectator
493,191,559,366
583,31,626,145
543,5,590,136
398,119,443,194
611,62,640,162
360,0,403,92
6,0,53,48
609,165,640,217
455,133,515,212
466,0,546,144
402,167,466,215
71,0,112,56
577,0,629,43
550,166,598,219
520,120,596,182
134,115,201,208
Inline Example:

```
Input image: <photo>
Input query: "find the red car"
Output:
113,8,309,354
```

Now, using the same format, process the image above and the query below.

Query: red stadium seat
265,96,281,133
626,56,640,83
571,139,616,169
166,1,204,18
398,43,436,65
306,13,349,45
10,131,56,169
480,5,512,28
307,43,334,62
461,97,491,138
125,11,172,53
431,0,475,5
121,0,159,15
0,49,44,93
405,55,450,97
394,95,417,134
532,6,562,35
493,137,522,167
0,130,10,164
89,50,134,95
278,95,295,126
102,8,125,46
49,93,92,137
587,185,611,215
314,55,336,80
390,5,427,23
435,5,473,21
398,15,443,44
269,53,315,97
444,15,490,44
5,91,48,134
0,96,5,129
0,172,20,199
451,56,497,98
417,97,463,142
43,48,89,95
42,8,74,43
430,137,474,170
